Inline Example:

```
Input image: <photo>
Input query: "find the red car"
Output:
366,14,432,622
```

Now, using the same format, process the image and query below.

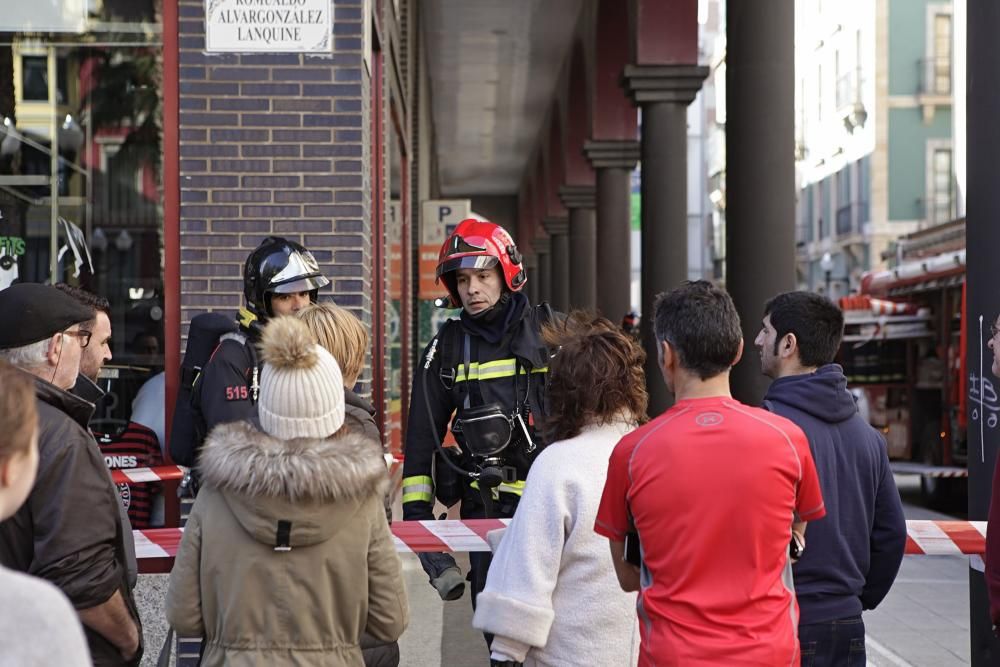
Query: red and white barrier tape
111,465,187,485
132,519,986,560
905,520,986,556
112,459,403,486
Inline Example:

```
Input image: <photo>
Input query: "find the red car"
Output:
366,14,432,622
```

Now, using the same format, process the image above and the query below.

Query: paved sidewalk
865,476,971,666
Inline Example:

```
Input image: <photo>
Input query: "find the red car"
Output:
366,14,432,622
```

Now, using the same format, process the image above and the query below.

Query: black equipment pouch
452,402,513,457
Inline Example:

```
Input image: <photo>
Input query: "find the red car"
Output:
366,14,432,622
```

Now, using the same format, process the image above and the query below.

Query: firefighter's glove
418,552,465,601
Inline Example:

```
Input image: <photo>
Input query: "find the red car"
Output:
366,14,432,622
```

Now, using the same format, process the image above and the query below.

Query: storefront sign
418,200,470,299
205,0,334,53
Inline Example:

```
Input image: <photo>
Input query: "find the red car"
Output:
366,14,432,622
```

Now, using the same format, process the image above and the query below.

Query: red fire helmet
436,218,526,307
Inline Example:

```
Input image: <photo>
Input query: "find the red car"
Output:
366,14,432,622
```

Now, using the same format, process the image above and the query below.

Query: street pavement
864,475,971,667
397,475,974,667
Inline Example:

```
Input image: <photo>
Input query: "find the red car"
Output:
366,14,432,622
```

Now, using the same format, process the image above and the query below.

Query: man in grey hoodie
755,290,907,667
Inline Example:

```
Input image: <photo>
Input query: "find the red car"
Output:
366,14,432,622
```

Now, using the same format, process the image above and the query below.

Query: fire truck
838,221,966,508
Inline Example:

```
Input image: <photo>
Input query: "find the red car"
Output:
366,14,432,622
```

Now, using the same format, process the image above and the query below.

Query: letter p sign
438,206,452,223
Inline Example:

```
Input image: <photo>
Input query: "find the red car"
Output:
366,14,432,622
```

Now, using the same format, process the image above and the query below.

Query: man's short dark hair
763,291,844,367
653,281,742,380
54,283,110,319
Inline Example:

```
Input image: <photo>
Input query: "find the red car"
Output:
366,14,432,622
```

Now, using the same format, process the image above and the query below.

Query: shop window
0,25,165,501
20,54,68,103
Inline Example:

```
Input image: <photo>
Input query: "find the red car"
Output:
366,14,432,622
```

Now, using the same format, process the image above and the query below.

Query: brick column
559,185,597,310
584,140,639,321
542,217,570,313
177,0,371,344
523,252,539,306
533,235,551,306
624,64,709,415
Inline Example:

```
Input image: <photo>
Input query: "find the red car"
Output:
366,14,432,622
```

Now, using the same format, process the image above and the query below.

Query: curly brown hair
541,312,648,443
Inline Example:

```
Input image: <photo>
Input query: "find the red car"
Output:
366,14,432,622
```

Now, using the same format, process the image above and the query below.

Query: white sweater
473,421,640,667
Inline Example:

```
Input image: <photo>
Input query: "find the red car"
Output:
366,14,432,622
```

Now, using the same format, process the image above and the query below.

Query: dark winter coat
764,364,907,625
344,389,381,445
0,373,143,666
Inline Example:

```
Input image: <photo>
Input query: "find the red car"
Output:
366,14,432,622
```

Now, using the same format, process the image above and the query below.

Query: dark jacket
0,373,143,666
196,327,262,438
764,364,906,625
402,294,552,522
344,389,381,446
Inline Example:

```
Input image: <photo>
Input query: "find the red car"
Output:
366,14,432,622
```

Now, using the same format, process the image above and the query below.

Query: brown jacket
166,421,408,667
0,374,142,666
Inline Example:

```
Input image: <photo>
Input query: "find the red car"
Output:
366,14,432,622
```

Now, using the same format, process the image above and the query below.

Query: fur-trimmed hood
198,420,388,548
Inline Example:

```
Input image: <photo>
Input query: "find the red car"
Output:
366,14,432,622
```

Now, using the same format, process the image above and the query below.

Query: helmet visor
436,254,499,278
271,274,330,294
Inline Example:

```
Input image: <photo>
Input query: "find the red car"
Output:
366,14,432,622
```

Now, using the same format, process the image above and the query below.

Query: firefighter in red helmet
402,219,556,621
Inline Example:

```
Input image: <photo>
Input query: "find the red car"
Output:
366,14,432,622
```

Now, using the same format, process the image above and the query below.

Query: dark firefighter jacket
402,293,553,522
195,322,263,439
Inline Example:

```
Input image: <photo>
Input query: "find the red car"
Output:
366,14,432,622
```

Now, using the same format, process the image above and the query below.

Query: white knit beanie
257,316,345,440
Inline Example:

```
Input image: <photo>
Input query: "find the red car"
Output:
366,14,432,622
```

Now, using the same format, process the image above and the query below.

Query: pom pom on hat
257,316,345,440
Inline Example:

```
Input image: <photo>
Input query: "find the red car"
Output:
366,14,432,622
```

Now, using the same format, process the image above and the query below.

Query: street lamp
820,251,835,299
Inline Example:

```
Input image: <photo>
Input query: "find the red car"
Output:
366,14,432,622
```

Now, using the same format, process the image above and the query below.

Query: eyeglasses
62,329,92,348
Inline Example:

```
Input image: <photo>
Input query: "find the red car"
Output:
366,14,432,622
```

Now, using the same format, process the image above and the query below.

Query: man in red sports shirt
595,281,826,666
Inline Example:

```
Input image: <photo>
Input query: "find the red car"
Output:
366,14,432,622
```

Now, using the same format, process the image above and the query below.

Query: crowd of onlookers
0,275,913,667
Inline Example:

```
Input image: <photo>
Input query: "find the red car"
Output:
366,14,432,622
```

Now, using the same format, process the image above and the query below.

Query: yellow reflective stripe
402,475,433,486
454,359,548,383
401,475,433,504
469,480,526,499
498,481,526,496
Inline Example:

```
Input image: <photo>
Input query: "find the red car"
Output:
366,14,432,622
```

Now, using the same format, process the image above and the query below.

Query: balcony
836,70,867,132
835,201,870,238
918,57,952,97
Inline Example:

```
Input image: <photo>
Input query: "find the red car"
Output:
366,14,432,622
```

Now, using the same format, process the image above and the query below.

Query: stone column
967,2,1000,662
523,252,539,306
533,236,551,306
725,1,796,405
559,185,597,310
584,140,639,321
624,64,709,416
542,217,570,313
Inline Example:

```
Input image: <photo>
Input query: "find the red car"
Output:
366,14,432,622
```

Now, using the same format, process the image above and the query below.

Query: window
857,156,870,226
836,167,852,235
819,179,830,239
799,186,814,244
20,55,67,103
817,64,823,122
932,14,952,95
930,148,953,224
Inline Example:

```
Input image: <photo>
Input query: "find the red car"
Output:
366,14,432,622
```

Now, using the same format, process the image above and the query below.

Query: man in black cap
0,283,143,666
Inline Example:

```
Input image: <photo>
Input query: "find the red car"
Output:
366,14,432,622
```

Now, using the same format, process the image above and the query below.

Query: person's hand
118,620,141,661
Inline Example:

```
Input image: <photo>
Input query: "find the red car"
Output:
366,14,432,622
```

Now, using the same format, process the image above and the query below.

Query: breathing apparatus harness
420,322,537,518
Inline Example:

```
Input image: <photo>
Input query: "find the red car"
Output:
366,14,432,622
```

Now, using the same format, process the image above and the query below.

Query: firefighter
195,236,330,441
402,219,554,611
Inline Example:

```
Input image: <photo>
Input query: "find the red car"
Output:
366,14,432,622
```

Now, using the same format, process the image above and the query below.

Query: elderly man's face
79,312,112,382
50,325,87,390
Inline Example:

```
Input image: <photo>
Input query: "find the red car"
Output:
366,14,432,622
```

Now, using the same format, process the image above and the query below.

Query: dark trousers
799,615,866,667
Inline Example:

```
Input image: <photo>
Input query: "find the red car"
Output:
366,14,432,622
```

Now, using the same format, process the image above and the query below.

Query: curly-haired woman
473,313,647,666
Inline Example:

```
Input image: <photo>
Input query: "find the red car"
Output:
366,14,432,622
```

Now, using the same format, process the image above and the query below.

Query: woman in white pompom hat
166,316,408,667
